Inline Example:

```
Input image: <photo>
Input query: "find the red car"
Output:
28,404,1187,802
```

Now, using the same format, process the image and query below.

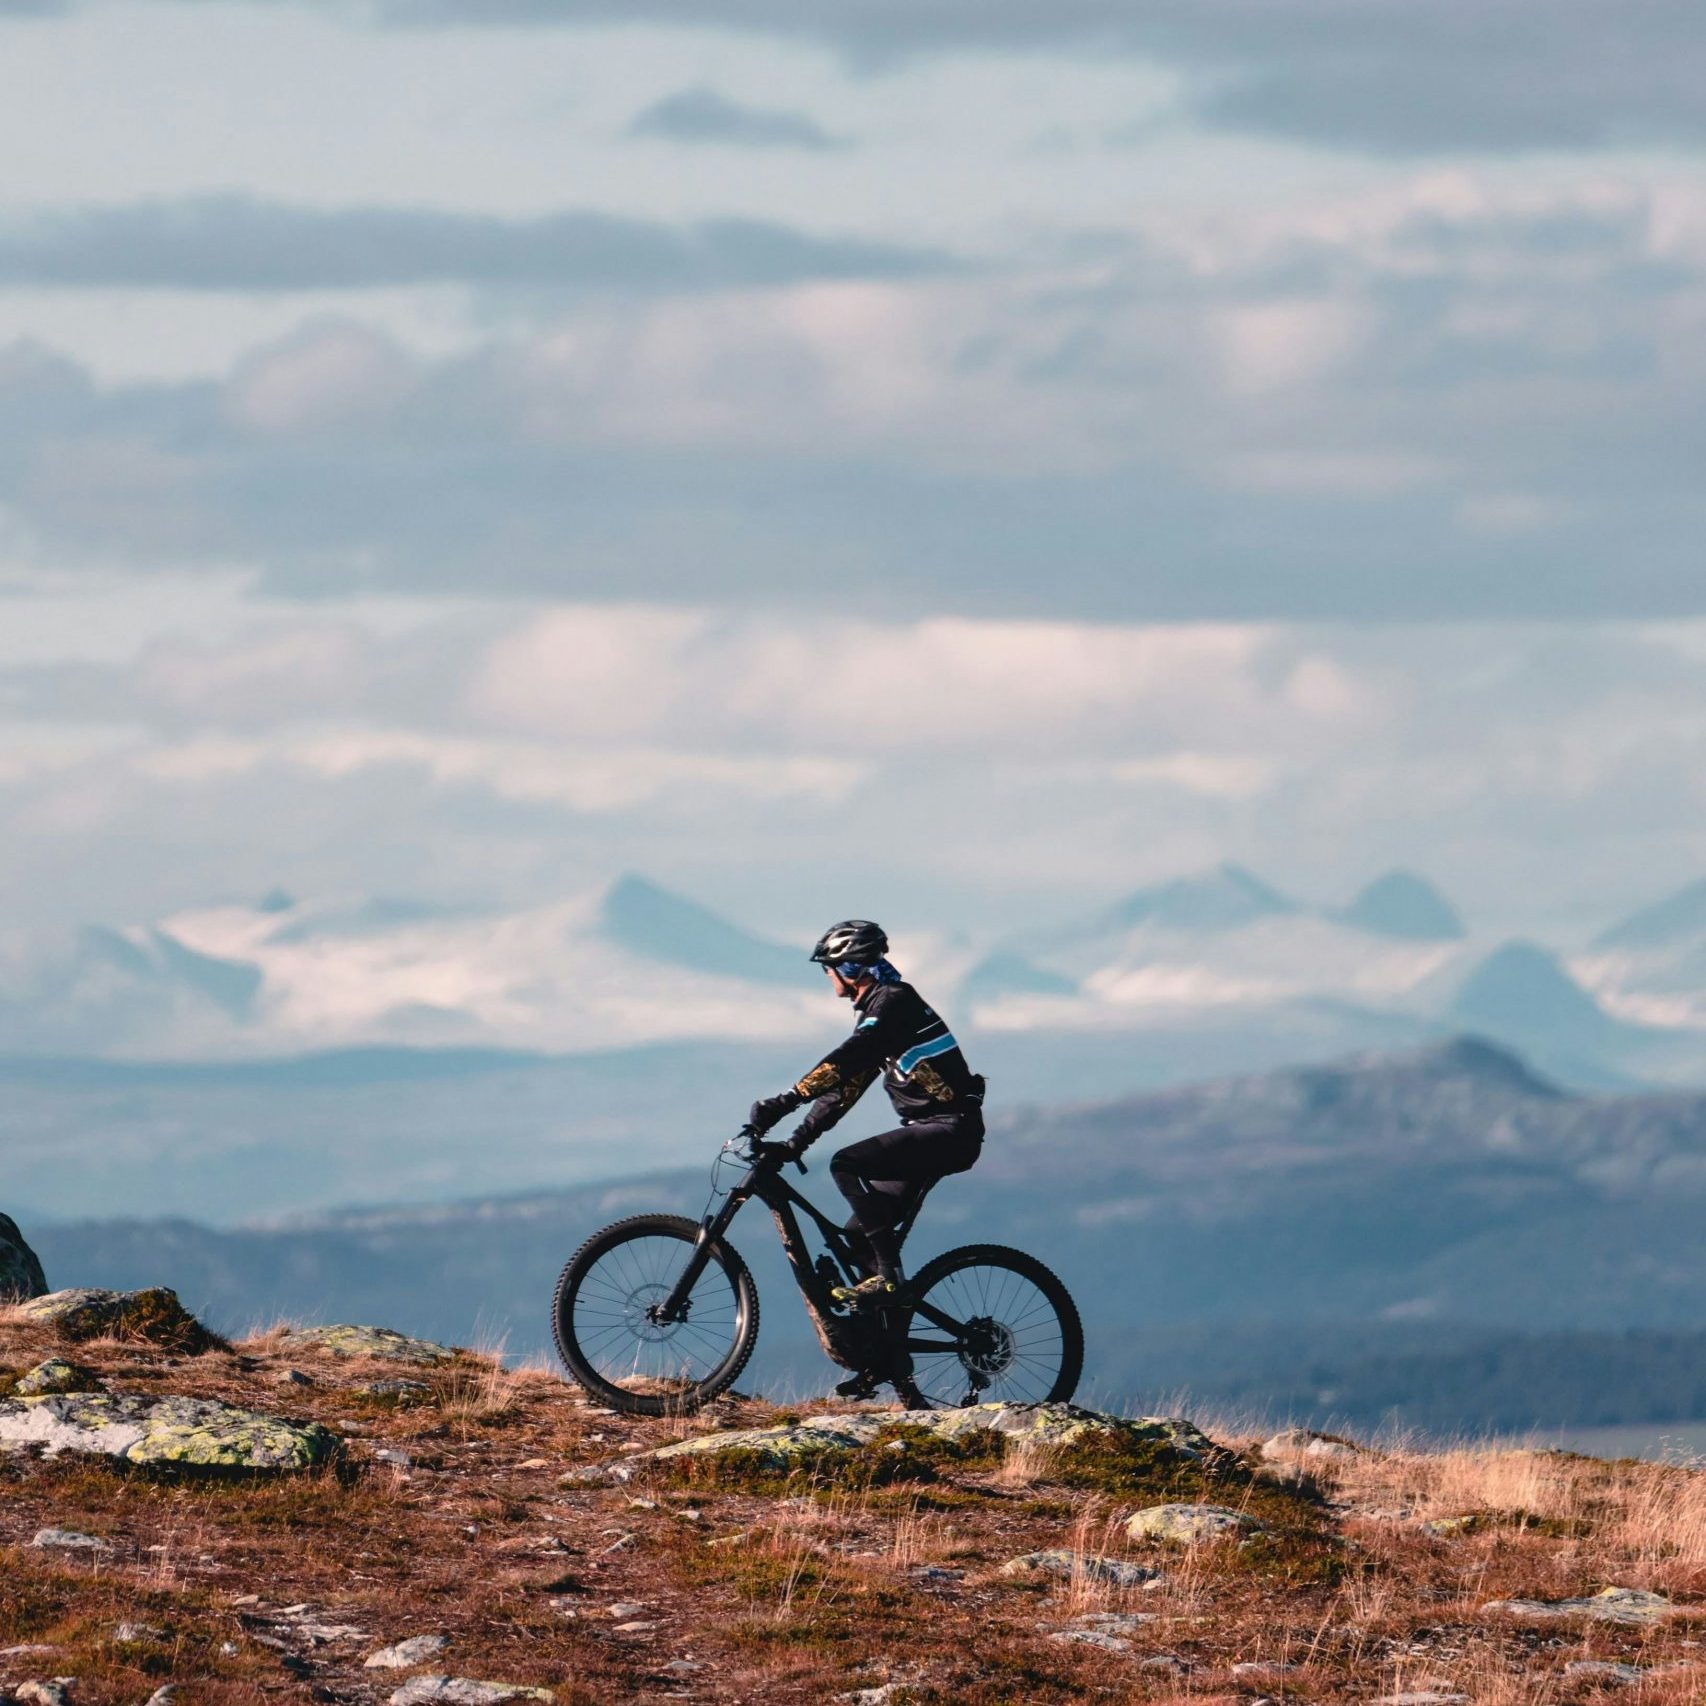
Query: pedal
835,1371,881,1400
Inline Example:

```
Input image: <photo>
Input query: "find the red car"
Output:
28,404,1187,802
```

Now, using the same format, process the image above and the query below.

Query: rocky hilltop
3,1289,1705,1703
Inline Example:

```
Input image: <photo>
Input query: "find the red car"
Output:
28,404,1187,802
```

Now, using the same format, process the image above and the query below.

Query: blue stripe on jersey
857,1017,880,1030
895,1031,957,1076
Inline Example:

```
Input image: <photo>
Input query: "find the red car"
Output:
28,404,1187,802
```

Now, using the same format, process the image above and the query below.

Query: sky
1,0,1704,946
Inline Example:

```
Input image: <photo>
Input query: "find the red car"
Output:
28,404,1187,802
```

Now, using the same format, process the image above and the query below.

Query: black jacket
792,979,981,1143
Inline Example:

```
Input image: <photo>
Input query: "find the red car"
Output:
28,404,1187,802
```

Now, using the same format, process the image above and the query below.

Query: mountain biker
748,919,985,1311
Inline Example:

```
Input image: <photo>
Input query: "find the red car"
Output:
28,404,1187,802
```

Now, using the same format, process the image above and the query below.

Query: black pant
830,1110,983,1279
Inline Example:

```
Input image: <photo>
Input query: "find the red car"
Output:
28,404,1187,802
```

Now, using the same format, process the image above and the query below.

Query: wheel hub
960,1315,1015,1380
626,1284,684,1342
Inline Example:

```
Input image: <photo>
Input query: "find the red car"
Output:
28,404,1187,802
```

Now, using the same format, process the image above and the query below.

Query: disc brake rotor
959,1315,1016,1381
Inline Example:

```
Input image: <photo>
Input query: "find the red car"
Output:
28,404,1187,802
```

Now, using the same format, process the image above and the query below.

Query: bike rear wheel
899,1244,1082,1408
552,1213,759,1417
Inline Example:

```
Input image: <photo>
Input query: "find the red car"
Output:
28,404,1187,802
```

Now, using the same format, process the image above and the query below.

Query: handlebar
736,1124,807,1174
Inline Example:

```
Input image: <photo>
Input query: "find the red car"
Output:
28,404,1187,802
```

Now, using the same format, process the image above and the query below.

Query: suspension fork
655,1185,749,1322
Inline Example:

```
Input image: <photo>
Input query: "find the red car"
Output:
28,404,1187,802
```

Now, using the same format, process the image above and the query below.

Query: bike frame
655,1144,975,1372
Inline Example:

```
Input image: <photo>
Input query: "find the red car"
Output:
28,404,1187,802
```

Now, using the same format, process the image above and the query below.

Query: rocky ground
3,1292,1705,1704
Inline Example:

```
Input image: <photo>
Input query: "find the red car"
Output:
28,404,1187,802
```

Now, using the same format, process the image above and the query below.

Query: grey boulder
1125,1503,1264,1544
0,1212,47,1302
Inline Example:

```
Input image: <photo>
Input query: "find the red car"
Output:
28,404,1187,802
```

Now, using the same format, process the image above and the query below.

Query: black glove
749,1091,803,1134
776,1129,814,1161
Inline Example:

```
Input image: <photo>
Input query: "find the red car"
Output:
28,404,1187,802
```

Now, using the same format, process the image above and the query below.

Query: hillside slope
2,1300,1704,1705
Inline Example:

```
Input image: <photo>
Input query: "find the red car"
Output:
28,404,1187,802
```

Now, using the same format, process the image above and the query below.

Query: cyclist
748,919,985,1312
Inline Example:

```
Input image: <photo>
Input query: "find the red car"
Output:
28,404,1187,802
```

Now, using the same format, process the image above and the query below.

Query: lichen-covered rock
0,1392,333,1472
14,1360,104,1397
389,1678,551,1705
366,1635,450,1669
16,1681,75,1706
1125,1503,1264,1544
360,1378,436,1403
32,1527,112,1552
278,1325,456,1365
1049,1629,1130,1653
999,1550,1160,1587
0,1213,48,1302
650,1402,1214,1470
13,1288,219,1353
1482,1586,1672,1625
1422,1514,1482,1538
1563,1661,1645,1684
1261,1426,1357,1462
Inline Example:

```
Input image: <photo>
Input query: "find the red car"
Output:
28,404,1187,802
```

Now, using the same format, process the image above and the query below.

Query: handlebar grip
793,1157,808,1175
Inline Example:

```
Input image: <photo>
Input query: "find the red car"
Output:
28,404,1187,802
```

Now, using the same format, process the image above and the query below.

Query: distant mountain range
10,866,1706,1223
30,1035,1706,1434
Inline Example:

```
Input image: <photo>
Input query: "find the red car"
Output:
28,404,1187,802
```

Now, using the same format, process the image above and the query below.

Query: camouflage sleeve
795,1067,880,1143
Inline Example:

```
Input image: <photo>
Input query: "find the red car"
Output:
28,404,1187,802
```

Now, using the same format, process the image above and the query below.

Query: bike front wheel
552,1213,759,1417
900,1244,1082,1408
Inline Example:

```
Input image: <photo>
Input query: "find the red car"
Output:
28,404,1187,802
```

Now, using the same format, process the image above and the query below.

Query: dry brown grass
8,1311,1706,1703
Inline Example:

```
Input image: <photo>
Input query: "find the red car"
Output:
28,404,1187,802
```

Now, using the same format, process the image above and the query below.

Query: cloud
341,0,1706,155
0,178,1703,620
0,195,952,293
627,86,846,151
7,607,1706,944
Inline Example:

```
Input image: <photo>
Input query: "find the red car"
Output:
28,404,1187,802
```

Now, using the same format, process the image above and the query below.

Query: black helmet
810,919,888,966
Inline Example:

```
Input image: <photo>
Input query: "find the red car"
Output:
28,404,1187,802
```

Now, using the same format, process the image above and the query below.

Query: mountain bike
552,1126,1083,1417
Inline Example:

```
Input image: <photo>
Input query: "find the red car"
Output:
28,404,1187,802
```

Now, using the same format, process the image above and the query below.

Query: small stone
1482,1586,1672,1625
275,1369,313,1386
113,1623,166,1642
1125,1503,1263,1544
839,1687,903,1706
1138,1656,1185,1674
17,1682,75,1706
31,1527,112,1553
661,1659,700,1675
1374,1694,1469,1705
366,1635,450,1670
388,1678,552,1706
612,1622,655,1634
1049,1630,1129,1653
1073,1613,1156,1635
1261,1426,1356,1462
362,1379,435,1403
1422,1514,1482,1537
607,1604,647,1619
0,1647,58,1658
1232,1661,1298,1676
1564,1661,1644,1684
1000,1549,1160,1587
599,1532,635,1554
143,1687,179,1706
374,1448,414,1470
14,1361,103,1397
